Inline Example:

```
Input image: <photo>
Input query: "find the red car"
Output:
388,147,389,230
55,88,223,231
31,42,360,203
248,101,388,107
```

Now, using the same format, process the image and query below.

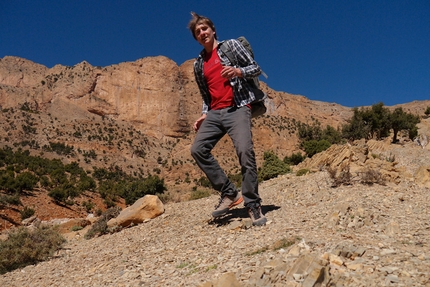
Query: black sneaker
247,205,267,226
212,191,243,218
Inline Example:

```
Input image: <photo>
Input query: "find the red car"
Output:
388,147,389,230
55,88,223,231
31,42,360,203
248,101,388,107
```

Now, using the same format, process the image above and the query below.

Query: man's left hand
221,66,241,79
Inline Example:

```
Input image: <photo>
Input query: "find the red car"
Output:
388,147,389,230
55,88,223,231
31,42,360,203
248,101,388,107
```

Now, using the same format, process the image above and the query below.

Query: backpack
219,36,268,118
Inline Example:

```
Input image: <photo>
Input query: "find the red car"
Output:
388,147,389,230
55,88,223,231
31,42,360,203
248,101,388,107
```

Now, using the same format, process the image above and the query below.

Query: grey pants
190,106,261,207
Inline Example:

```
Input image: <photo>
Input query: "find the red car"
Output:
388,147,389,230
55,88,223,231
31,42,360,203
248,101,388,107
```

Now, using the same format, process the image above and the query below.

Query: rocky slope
1,130,430,286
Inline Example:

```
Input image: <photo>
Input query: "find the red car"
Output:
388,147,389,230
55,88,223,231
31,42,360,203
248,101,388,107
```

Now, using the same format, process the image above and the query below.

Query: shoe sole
252,216,267,226
212,196,243,218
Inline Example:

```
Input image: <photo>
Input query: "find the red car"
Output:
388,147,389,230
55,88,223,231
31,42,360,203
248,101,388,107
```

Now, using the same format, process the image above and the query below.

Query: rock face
0,55,365,190
0,56,429,186
0,55,352,139
0,56,193,138
297,136,430,189
107,195,164,228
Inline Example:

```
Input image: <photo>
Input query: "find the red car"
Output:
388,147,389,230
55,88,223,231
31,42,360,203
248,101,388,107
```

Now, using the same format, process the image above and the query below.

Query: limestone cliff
0,56,351,139
1,55,428,188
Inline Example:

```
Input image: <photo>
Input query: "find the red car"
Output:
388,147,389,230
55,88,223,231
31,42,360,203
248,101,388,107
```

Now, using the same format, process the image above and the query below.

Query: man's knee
190,141,202,159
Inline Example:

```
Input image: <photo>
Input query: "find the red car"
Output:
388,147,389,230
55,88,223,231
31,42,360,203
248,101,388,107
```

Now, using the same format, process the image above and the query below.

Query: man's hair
187,12,217,40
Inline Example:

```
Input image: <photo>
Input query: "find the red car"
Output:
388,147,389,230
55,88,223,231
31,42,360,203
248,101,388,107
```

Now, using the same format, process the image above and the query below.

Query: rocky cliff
0,55,352,136
0,55,428,189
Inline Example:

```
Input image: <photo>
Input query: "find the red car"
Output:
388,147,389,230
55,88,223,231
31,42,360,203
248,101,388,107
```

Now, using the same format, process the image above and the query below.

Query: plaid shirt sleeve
193,54,210,114
225,39,262,80
219,39,262,107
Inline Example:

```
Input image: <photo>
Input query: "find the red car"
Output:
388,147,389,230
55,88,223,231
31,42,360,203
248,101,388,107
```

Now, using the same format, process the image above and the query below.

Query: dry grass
0,226,66,274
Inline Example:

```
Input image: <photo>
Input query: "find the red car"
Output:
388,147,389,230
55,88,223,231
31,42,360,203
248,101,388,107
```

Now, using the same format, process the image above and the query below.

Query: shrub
425,106,430,116
342,102,420,143
5,172,39,194
389,107,420,143
0,226,66,274
296,169,310,176
121,175,167,205
48,187,68,203
45,142,75,156
297,120,342,145
327,165,352,187
20,206,35,220
0,193,21,206
84,206,122,239
196,176,211,188
82,200,95,213
258,151,290,181
302,139,331,158
360,169,385,185
284,152,306,165
189,189,211,200
70,226,83,232
228,172,242,188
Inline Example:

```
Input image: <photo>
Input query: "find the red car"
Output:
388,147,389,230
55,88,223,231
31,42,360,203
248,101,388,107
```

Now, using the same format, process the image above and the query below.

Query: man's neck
204,40,218,53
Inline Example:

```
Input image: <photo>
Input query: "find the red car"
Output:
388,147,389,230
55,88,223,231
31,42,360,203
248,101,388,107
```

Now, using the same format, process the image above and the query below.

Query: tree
342,103,420,143
297,120,342,157
342,107,371,140
389,107,420,143
347,102,392,140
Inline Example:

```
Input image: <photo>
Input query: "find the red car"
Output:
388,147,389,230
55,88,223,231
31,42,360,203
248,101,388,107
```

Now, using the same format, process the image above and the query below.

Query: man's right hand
193,114,207,132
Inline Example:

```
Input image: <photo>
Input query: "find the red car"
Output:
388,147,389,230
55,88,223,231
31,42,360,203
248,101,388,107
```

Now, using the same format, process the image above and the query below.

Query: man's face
194,23,216,47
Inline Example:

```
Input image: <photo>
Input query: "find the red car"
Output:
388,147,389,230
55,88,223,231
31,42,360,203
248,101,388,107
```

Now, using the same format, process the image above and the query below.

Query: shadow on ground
208,204,281,227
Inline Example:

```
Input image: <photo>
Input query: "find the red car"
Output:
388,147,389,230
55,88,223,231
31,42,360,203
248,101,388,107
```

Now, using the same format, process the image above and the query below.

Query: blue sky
1,0,429,107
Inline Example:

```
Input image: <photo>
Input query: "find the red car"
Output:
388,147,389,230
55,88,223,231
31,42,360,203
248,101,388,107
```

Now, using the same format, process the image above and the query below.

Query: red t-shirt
204,48,234,110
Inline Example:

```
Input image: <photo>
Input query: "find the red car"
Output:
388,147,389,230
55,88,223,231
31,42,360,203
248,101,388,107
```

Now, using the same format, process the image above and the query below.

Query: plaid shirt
193,39,262,114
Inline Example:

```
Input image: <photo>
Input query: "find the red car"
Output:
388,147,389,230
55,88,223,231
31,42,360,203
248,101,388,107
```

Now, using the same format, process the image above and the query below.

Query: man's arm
228,39,261,79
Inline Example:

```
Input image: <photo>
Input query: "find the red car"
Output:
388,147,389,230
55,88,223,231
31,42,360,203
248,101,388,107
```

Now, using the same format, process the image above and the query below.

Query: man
188,12,267,226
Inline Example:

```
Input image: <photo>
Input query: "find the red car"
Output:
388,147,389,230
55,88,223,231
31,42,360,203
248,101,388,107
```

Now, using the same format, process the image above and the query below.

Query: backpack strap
219,41,237,66
220,40,261,88
220,39,268,80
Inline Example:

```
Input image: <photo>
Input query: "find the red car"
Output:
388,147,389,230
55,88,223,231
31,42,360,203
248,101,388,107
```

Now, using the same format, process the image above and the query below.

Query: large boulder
107,195,164,228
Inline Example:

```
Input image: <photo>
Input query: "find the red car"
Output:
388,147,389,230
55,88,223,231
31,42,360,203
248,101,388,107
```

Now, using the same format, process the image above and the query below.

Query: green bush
1,171,38,194
189,189,212,200
48,187,68,203
284,152,306,165
296,169,310,176
389,107,420,143
258,151,290,181
0,226,66,274
0,147,168,210
44,142,75,156
20,206,35,220
297,120,341,157
196,176,211,188
82,200,95,213
0,193,21,206
302,139,331,158
119,175,167,205
228,172,242,188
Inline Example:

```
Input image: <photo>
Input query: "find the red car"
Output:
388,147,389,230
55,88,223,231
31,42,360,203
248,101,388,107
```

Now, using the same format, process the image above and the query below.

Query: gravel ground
1,139,430,286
